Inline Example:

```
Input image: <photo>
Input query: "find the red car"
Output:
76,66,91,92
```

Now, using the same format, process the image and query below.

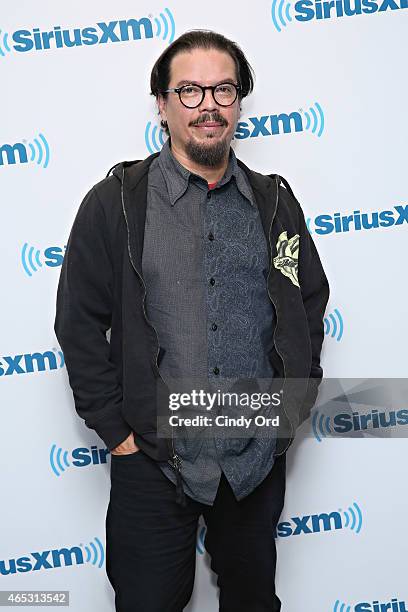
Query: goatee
185,137,230,168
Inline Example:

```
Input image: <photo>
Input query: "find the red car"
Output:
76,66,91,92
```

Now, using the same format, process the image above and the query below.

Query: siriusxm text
0,351,62,376
10,19,153,53
333,409,408,433
313,206,408,234
294,0,408,21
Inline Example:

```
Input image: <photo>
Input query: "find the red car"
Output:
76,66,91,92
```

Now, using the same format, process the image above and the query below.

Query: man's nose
198,87,218,111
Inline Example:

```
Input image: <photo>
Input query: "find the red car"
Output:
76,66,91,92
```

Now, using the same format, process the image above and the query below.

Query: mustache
189,113,228,127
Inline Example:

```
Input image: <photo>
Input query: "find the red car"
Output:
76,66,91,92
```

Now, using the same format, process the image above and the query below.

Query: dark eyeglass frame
160,82,241,108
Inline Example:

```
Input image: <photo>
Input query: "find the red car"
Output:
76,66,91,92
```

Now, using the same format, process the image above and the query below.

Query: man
55,30,329,612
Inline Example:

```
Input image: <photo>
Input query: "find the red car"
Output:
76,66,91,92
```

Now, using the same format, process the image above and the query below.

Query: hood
105,153,161,189
106,159,141,181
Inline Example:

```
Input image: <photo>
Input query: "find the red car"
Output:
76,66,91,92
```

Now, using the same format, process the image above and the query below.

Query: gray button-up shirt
142,139,278,505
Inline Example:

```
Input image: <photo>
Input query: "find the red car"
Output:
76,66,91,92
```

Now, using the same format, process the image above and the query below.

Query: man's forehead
169,49,237,83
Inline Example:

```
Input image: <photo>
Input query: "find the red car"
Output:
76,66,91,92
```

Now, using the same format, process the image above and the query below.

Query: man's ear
157,94,167,124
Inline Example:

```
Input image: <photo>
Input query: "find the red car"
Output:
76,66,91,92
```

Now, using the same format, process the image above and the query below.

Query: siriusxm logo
271,0,407,31
196,502,362,552
50,444,110,476
307,205,408,235
235,102,324,139
21,243,65,277
0,537,104,575
0,8,175,56
324,308,344,342
313,408,408,442
0,133,50,168
275,501,362,537
334,596,408,612
0,349,64,376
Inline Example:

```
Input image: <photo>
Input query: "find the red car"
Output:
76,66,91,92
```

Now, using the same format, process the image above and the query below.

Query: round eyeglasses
161,82,241,108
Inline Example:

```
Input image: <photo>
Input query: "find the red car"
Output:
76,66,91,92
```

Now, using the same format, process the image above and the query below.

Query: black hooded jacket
54,152,330,504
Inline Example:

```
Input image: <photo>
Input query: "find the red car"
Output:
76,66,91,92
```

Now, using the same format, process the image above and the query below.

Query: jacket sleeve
54,186,132,450
279,176,330,424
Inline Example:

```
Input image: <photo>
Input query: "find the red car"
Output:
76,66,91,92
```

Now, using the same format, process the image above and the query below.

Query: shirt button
208,232,214,241
207,191,212,200
209,277,215,286
211,323,218,331
213,367,220,375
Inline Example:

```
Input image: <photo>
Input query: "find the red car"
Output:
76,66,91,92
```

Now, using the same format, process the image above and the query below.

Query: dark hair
150,29,255,133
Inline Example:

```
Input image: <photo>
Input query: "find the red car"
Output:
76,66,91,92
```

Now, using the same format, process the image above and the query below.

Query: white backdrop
1,1,407,610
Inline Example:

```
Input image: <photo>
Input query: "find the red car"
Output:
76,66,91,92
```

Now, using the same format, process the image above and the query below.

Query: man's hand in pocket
111,432,140,456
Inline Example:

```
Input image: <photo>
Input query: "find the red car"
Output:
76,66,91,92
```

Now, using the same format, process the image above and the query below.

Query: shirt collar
157,138,256,207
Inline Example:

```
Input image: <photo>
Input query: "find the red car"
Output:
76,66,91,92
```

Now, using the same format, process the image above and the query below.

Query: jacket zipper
120,168,186,506
266,176,294,456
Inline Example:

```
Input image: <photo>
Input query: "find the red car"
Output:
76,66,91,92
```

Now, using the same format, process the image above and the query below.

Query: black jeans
105,449,286,612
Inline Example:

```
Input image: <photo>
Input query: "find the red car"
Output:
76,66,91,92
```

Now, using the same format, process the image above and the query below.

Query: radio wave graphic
302,102,325,137
271,0,293,32
80,537,105,568
324,308,344,341
50,444,71,477
312,410,333,442
334,601,351,612
306,217,313,234
22,133,50,168
341,502,363,533
0,29,11,56
145,121,167,154
154,8,175,43
21,243,43,277
23,133,50,168
196,526,206,555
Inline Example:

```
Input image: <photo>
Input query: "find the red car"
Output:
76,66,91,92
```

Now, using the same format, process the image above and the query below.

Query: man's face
158,48,241,167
